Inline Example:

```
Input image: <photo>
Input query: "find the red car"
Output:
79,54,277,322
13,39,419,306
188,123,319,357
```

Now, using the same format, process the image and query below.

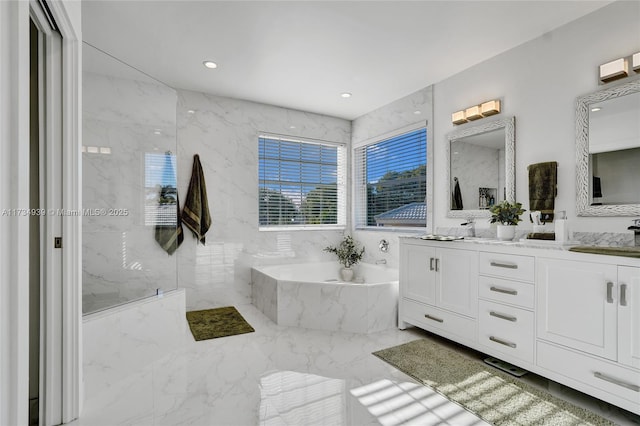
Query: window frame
352,121,432,233
258,133,347,232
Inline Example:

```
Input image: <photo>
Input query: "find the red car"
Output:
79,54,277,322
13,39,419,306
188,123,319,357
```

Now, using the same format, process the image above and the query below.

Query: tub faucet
461,218,475,237
628,219,640,246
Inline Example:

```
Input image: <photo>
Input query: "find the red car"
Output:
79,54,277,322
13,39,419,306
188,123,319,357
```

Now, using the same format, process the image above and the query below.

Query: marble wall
82,50,179,314
175,90,351,310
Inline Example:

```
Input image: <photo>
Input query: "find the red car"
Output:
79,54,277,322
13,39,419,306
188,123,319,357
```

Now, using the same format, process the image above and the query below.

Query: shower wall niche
82,43,178,314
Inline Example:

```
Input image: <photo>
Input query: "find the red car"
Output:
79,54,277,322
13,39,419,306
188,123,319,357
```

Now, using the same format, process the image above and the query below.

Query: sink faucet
461,218,475,237
628,219,640,246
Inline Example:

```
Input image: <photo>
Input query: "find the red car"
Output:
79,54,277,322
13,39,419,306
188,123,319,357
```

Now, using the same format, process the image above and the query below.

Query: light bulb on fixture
203,61,218,69
341,92,352,98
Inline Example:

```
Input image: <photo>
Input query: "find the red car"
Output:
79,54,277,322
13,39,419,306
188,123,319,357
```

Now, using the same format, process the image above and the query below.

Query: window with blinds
259,135,346,228
144,152,178,226
354,127,427,228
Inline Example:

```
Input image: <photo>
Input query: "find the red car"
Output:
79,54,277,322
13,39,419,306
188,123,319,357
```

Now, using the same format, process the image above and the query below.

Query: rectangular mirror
446,116,515,218
576,79,640,216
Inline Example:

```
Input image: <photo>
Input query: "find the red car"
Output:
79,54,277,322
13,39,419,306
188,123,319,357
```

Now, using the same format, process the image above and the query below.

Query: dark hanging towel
155,152,184,255
182,154,211,244
452,177,463,210
528,161,558,221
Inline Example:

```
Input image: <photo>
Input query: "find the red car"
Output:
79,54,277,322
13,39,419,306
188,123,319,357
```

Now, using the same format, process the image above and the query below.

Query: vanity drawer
537,340,640,406
402,298,476,343
478,300,534,364
479,252,534,282
479,276,534,309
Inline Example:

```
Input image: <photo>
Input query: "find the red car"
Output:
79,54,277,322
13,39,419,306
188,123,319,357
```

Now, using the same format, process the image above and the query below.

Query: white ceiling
82,0,613,120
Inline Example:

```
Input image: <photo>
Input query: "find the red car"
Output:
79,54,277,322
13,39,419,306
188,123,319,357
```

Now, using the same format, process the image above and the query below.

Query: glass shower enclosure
82,43,179,314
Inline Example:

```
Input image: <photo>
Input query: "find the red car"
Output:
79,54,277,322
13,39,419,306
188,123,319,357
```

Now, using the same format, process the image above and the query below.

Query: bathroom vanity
399,237,640,415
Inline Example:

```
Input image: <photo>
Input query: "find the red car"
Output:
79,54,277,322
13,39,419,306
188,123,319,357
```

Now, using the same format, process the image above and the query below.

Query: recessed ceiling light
591,107,602,112
289,125,296,129
414,110,422,115
341,92,352,98
153,129,162,135
203,61,218,69
187,109,196,114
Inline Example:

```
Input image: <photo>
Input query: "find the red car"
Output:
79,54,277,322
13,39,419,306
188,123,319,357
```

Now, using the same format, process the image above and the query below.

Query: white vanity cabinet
399,237,640,415
478,252,535,364
618,266,640,369
399,240,478,344
536,257,640,413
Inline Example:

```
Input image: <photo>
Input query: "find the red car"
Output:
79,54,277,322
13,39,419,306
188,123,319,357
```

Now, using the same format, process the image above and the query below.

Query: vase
496,224,516,241
340,267,354,282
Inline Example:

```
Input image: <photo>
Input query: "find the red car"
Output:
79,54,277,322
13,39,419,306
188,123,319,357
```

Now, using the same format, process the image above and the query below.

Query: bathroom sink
569,246,640,258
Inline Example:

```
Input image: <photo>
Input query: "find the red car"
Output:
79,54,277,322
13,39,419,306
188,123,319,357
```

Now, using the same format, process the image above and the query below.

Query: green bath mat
186,306,255,341
373,338,613,426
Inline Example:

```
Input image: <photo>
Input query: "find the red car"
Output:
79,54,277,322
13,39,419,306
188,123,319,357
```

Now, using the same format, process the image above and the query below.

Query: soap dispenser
555,211,569,243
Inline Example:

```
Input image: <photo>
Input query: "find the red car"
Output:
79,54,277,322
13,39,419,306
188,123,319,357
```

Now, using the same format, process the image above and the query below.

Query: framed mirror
576,78,640,216
446,116,515,218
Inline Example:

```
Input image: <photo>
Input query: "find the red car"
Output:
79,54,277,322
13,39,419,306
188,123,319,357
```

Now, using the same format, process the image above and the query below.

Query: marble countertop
404,235,580,251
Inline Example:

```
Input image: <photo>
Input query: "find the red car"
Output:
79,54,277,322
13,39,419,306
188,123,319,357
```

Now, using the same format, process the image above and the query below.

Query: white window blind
354,127,427,228
259,135,346,228
144,152,178,226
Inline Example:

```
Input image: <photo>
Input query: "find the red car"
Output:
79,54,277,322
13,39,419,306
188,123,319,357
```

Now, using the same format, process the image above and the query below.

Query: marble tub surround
251,262,399,334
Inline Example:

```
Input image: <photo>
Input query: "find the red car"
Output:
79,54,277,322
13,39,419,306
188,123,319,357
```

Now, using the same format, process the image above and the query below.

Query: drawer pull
429,257,435,271
490,286,518,296
425,314,444,323
490,261,518,269
620,283,627,307
606,281,614,304
593,372,640,392
489,336,517,348
489,311,517,322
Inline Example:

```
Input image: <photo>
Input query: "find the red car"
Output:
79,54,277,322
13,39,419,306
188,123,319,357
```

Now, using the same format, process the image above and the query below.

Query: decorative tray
420,234,464,241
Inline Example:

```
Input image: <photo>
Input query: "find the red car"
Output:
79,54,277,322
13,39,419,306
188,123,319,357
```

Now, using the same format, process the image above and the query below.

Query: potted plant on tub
324,235,365,282
489,200,525,241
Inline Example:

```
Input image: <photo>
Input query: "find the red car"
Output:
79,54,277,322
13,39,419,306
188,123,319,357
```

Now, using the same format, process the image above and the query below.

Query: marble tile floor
72,304,639,426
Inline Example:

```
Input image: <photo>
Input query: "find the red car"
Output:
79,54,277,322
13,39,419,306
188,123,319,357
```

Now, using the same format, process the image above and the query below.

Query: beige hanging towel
527,161,557,221
182,154,211,244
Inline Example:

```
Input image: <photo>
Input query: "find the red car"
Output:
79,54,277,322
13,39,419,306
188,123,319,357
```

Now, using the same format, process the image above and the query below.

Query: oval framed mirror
576,79,640,216
446,116,515,218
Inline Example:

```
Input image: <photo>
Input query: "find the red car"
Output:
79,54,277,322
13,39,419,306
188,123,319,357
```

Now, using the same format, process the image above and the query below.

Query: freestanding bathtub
251,262,398,333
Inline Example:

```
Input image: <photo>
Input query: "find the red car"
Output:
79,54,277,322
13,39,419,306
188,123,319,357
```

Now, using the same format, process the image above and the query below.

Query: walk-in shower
82,43,179,314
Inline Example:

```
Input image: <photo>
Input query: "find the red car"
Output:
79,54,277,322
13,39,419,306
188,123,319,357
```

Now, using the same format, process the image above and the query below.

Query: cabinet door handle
490,286,518,296
429,257,435,271
593,372,640,392
425,314,444,323
490,261,518,269
490,311,517,322
435,258,439,272
606,281,614,303
620,283,627,307
489,336,517,348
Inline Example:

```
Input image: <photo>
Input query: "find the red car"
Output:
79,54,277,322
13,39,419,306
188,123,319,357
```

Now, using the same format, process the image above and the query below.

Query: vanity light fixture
451,110,467,124
480,100,501,116
633,52,640,73
465,105,483,121
452,99,502,125
203,60,218,69
599,57,628,83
